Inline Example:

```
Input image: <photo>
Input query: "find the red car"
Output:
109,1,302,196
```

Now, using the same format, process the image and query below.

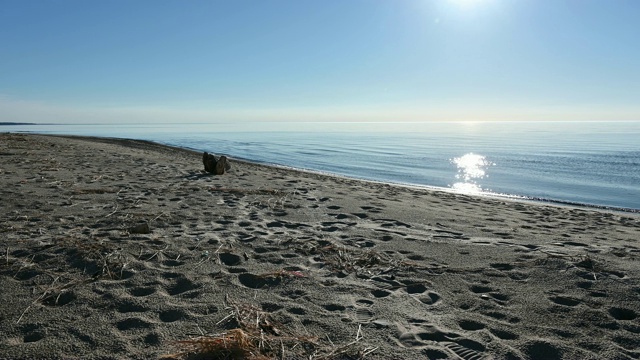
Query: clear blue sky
1,0,639,124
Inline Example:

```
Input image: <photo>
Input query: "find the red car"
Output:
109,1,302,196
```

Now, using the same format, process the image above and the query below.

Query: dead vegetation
6,235,131,281
164,297,375,360
257,269,306,280
16,274,86,324
294,239,433,277
54,236,131,279
3,235,133,324
208,187,286,196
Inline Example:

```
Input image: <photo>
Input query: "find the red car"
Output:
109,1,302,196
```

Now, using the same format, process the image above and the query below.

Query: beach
1,133,639,359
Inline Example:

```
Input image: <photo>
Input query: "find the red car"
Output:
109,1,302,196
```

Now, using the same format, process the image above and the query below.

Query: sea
3,121,639,213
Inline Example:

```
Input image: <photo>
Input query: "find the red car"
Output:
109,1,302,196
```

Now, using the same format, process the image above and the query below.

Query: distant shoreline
0,122,37,126
58,134,640,215
3,128,639,214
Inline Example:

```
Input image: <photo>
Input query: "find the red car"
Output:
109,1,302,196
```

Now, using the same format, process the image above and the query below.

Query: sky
1,0,639,124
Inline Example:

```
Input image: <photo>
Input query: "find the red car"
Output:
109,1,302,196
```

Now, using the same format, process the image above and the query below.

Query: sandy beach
1,133,639,359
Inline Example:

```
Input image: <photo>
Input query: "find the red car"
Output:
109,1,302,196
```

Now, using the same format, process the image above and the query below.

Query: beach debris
258,269,306,280
216,155,229,175
202,152,216,173
168,329,259,360
203,152,231,175
165,297,375,360
208,187,285,196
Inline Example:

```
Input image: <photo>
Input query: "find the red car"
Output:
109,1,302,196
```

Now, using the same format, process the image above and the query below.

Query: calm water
3,121,640,212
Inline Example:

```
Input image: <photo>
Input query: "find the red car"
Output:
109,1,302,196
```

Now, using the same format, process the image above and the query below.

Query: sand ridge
1,133,639,359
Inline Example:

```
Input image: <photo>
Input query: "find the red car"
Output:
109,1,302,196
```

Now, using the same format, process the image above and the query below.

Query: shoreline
6,131,640,213
1,133,639,359
52,134,640,215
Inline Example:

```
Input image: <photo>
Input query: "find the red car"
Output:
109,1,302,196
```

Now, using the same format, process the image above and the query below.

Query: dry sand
1,133,639,360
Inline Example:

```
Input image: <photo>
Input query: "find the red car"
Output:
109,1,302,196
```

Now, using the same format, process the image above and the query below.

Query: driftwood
203,152,231,175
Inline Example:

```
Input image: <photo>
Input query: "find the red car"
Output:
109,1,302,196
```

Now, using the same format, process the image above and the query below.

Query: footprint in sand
43,289,75,307
518,340,564,360
489,327,519,340
166,276,200,296
405,283,429,295
374,219,412,228
332,213,354,220
371,289,393,298
218,252,242,266
468,283,511,305
354,239,376,248
368,277,442,306
116,317,152,332
457,319,485,331
320,221,356,232
116,298,149,313
356,299,374,306
352,299,375,323
162,259,185,267
281,289,308,300
158,309,187,323
361,205,383,214
23,331,46,343
549,295,581,307
609,307,637,321
143,332,162,346
490,263,514,271
405,253,426,261
287,307,307,315
480,310,521,324
396,321,488,360
237,272,283,289
238,220,252,228
470,284,493,294
418,292,442,305
444,339,487,360
128,286,156,297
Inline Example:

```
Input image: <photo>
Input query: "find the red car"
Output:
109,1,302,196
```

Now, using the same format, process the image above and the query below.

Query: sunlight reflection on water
450,153,495,194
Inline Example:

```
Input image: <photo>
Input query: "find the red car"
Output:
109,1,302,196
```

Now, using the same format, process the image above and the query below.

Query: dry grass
16,275,85,324
165,297,375,360
300,241,394,275
257,269,306,280
170,329,270,360
208,187,286,196
55,236,131,279
7,234,133,324
165,299,317,360
7,235,131,283
290,238,441,279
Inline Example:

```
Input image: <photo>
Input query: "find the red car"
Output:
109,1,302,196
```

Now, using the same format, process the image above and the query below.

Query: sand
1,133,639,360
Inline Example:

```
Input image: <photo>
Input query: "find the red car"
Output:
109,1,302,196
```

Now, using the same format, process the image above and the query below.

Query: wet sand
1,133,639,359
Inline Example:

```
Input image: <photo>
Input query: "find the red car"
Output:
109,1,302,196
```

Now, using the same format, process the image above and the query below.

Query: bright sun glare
450,153,494,194
449,0,486,9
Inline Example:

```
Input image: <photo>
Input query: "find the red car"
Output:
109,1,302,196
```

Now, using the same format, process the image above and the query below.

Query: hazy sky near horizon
1,0,639,124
